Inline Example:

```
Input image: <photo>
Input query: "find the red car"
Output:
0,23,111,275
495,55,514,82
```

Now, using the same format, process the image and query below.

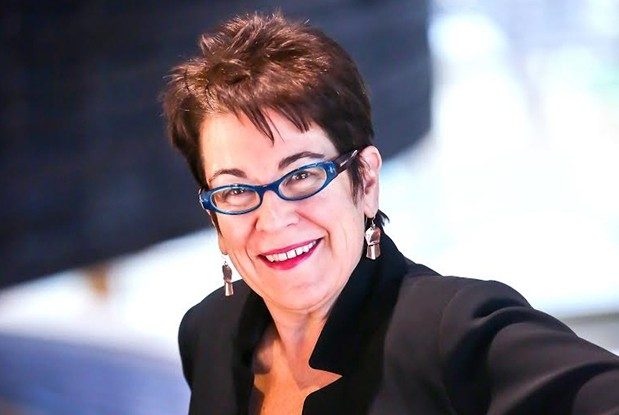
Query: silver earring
222,257,234,297
365,217,381,260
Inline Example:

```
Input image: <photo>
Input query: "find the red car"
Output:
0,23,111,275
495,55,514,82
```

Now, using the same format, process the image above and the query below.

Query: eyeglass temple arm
335,149,359,172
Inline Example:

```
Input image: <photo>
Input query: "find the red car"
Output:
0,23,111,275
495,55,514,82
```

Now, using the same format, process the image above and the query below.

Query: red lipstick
260,239,320,270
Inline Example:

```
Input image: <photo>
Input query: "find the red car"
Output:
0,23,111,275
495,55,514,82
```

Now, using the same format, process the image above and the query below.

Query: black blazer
178,234,619,414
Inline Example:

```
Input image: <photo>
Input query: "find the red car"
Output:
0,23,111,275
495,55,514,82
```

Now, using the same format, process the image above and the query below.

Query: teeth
265,240,317,263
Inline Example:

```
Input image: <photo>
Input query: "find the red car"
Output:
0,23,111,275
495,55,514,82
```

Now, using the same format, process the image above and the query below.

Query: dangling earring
222,257,234,297
365,217,381,260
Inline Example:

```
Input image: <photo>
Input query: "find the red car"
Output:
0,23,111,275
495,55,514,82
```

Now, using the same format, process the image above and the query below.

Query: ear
207,210,218,230
216,229,228,256
218,238,227,256
357,146,382,218
207,211,227,253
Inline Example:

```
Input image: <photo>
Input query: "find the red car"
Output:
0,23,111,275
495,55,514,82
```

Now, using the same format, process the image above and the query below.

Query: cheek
306,189,365,240
216,215,252,252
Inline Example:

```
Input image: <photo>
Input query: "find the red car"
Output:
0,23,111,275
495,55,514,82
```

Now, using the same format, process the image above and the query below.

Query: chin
274,283,340,313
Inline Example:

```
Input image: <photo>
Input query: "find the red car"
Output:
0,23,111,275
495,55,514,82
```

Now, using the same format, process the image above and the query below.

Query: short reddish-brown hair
161,12,386,224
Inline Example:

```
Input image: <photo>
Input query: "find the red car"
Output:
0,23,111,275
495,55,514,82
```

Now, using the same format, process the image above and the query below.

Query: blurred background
1,0,618,413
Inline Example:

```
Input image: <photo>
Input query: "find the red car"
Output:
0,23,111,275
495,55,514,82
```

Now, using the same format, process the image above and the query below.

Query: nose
254,189,299,233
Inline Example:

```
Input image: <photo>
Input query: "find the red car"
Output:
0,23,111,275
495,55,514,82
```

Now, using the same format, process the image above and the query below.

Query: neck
252,303,343,394
261,299,333,366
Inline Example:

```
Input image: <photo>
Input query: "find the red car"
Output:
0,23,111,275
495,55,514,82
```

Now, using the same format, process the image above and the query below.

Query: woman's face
199,111,381,315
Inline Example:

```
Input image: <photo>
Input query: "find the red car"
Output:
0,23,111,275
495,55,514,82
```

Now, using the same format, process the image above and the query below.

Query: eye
220,187,247,200
214,186,256,207
280,165,327,197
290,170,312,181
228,188,246,195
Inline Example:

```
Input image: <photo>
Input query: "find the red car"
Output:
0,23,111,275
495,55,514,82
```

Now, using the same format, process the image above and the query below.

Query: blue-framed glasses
198,149,359,215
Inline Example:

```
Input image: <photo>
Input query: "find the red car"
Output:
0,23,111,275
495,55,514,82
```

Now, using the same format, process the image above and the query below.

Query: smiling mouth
264,240,318,263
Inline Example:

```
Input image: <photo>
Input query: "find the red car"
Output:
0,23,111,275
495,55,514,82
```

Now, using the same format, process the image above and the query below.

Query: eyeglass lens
211,165,329,213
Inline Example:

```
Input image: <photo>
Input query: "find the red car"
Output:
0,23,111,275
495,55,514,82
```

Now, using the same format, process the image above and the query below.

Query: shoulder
394,274,540,355
379,266,532,410
384,266,532,374
180,279,252,341
382,264,494,362
178,280,251,385
391,271,543,356
394,263,529,325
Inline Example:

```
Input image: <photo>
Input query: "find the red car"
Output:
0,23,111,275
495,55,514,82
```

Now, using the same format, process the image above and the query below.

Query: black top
178,234,619,414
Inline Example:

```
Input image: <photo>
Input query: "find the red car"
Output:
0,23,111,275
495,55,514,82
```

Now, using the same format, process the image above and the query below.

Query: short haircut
161,12,387,225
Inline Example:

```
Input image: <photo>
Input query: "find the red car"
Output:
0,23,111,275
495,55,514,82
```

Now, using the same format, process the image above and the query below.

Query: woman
162,12,619,415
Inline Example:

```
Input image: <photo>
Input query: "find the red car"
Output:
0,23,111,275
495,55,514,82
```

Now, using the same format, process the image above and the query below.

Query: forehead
199,111,337,177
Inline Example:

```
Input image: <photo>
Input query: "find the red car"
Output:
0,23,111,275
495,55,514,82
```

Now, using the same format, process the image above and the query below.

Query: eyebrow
208,151,326,184
278,151,325,170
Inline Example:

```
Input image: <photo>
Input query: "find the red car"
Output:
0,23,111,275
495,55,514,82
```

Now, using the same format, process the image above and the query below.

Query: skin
199,110,382,413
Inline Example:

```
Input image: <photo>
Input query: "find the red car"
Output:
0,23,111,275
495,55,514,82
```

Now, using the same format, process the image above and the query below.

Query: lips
264,240,317,262
260,239,321,270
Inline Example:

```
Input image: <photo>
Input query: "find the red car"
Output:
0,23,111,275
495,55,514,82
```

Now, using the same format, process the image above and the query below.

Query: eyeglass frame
198,149,360,215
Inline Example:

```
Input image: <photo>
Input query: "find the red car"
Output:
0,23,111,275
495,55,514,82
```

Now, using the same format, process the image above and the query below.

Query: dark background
0,0,431,288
